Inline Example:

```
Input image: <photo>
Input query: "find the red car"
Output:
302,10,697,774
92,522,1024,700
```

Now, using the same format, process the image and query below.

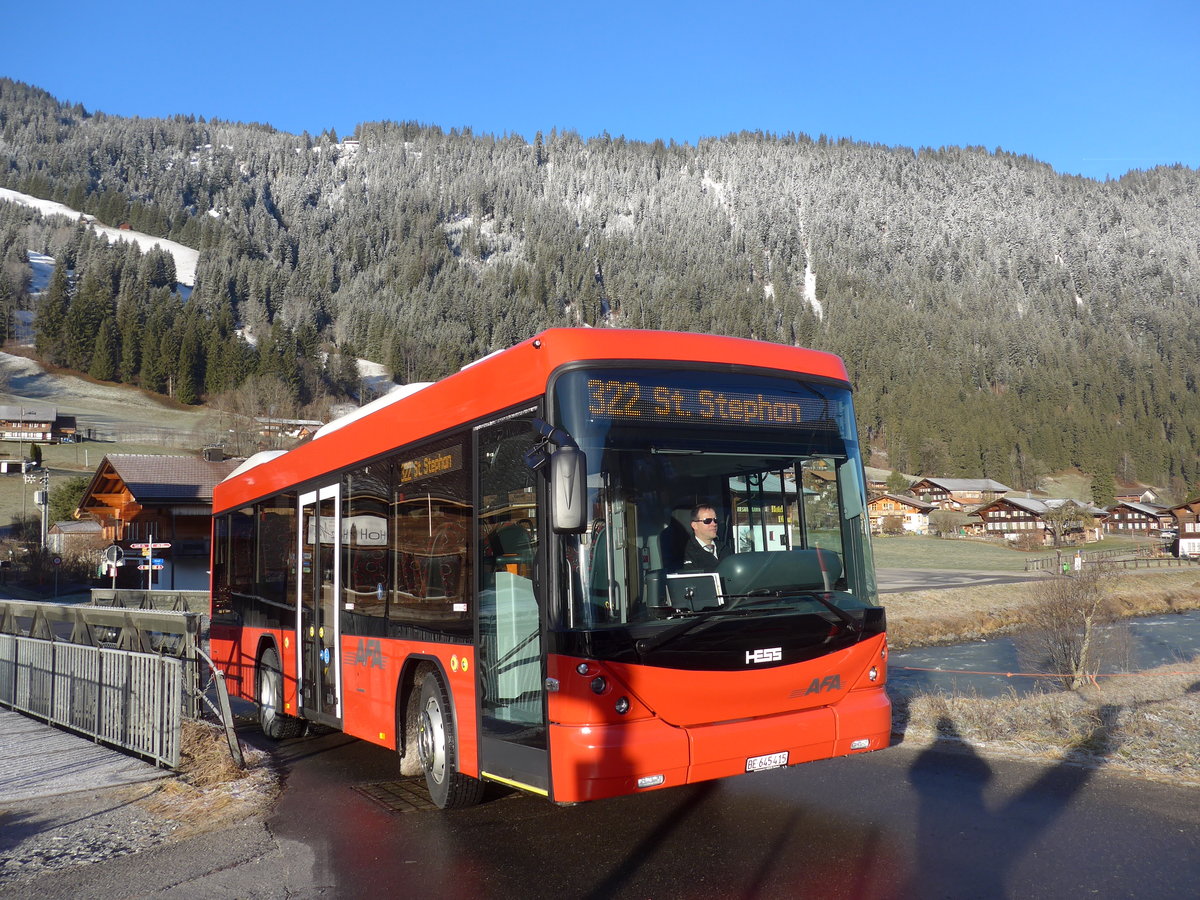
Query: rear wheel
258,647,306,740
415,672,484,808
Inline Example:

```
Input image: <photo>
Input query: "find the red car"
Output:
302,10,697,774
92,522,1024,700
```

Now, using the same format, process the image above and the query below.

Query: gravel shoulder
0,719,281,894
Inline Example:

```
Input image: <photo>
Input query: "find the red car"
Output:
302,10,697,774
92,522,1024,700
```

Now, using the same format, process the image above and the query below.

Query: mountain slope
0,79,1197,494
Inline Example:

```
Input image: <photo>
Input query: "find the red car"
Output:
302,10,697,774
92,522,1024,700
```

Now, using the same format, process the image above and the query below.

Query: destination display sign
399,446,462,484
583,377,834,429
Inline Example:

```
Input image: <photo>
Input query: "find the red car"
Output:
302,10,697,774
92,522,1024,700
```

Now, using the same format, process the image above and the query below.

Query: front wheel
416,673,484,808
258,647,306,740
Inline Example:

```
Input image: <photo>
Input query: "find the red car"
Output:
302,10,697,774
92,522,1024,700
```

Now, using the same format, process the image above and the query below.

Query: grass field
871,535,1032,571
871,533,1157,573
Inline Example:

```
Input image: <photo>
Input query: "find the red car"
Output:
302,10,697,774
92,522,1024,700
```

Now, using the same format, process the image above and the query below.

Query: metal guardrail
0,634,182,767
91,588,210,614
0,594,243,771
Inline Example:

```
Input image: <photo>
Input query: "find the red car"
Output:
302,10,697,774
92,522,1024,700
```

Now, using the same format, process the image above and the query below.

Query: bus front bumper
548,686,891,803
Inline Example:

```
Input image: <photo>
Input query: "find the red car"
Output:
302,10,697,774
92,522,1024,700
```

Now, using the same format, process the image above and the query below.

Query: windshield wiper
634,608,749,657
725,589,862,634
634,590,860,660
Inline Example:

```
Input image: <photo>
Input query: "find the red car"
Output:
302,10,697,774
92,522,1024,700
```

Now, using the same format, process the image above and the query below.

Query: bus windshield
552,367,879,641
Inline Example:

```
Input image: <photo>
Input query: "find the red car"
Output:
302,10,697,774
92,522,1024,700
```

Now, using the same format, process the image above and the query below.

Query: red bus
209,329,890,807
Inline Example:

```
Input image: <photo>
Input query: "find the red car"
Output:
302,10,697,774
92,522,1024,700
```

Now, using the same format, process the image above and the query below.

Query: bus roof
213,329,849,513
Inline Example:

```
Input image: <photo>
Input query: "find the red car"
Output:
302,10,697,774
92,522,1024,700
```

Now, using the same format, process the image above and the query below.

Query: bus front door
298,485,342,726
476,414,549,797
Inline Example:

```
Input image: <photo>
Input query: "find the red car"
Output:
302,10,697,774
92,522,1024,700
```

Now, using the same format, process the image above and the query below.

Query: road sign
151,558,164,566
130,542,172,549
137,564,165,571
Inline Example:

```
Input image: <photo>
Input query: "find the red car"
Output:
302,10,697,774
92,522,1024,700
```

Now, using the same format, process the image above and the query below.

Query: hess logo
745,647,782,665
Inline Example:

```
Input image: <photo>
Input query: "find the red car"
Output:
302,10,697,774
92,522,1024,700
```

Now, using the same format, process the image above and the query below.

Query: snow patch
313,382,434,440
803,260,822,320
26,252,54,293
701,173,728,210
0,188,199,287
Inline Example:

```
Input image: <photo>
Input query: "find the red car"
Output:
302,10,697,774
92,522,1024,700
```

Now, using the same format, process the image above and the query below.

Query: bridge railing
0,634,182,767
0,595,238,770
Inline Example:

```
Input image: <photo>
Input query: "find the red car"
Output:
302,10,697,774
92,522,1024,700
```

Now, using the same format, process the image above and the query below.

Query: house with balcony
973,497,1107,545
1105,501,1171,536
1165,497,1200,557
907,477,1011,511
867,493,935,535
0,404,76,443
73,450,242,589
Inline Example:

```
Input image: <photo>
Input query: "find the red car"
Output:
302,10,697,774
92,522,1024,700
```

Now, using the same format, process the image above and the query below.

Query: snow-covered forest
0,78,1197,495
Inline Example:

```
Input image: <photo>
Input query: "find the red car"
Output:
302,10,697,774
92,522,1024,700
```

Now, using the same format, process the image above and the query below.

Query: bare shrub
928,509,967,537
1013,532,1044,551
1017,566,1119,690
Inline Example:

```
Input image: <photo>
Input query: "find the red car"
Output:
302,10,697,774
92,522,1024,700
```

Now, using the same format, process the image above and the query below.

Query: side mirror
550,446,587,533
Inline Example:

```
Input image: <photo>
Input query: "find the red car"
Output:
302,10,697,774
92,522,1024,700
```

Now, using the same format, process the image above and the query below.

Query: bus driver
681,503,724,573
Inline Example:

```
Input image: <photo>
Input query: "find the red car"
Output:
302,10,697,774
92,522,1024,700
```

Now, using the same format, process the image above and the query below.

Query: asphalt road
876,567,1045,592
6,718,1199,899
261,732,1199,899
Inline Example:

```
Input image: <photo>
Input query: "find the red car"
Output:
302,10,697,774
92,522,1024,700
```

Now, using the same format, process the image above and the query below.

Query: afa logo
348,638,384,669
793,674,841,697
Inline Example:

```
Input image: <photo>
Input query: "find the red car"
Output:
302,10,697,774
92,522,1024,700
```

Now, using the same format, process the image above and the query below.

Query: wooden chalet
973,497,1107,545
907,477,1010,511
1166,498,1200,558
1105,501,1171,536
74,451,242,589
0,404,76,443
1115,488,1160,505
867,493,935,535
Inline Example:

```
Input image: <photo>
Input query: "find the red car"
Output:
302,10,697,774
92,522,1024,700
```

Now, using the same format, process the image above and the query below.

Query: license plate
746,751,789,772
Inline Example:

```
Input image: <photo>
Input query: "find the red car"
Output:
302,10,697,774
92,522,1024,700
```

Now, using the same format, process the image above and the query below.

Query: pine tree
1090,471,1116,509
35,262,71,363
116,288,144,383
88,319,119,381
63,269,112,371
176,323,203,405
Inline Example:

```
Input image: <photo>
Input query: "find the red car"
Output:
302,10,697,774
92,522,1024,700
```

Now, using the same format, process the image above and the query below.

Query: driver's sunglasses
693,517,719,525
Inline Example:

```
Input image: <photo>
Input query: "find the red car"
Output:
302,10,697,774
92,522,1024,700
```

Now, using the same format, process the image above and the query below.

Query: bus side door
298,484,343,726
475,412,549,796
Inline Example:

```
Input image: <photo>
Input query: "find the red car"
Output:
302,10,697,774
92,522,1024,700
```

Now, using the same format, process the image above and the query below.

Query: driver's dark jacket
680,535,722,573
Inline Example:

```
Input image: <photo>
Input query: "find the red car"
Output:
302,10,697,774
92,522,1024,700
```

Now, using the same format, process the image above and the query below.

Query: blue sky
5,0,1196,181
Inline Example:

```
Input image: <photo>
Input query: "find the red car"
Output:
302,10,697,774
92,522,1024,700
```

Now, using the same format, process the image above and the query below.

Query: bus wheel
258,647,306,740
416,673,484,808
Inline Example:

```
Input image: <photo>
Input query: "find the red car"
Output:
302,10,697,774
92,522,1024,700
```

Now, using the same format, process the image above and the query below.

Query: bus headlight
590,676,607,694
614,696,630,715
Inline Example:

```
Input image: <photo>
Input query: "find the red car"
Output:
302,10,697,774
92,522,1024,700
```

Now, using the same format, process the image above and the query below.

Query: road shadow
906,709,1119,897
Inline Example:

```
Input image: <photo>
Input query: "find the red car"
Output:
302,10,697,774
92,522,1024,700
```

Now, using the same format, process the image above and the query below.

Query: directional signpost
130,535,172,590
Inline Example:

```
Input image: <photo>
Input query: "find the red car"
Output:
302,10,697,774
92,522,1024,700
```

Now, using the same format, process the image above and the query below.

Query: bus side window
388,434,472,638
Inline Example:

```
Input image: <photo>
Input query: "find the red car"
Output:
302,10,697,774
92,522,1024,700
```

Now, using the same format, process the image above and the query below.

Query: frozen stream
889,609,1200,697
